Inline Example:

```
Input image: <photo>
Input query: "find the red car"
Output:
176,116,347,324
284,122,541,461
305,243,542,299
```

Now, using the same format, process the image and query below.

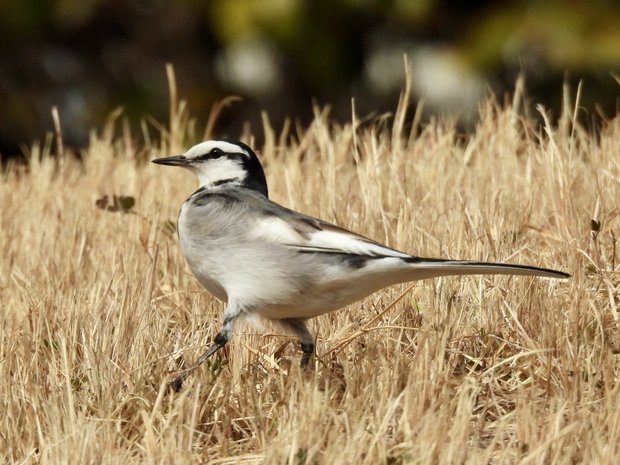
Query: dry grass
1,78,619,464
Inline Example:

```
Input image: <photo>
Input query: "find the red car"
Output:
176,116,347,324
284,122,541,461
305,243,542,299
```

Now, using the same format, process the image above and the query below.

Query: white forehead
184,140,249,159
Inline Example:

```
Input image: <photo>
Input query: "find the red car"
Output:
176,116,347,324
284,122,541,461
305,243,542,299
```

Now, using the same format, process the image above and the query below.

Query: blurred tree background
1,0,619,158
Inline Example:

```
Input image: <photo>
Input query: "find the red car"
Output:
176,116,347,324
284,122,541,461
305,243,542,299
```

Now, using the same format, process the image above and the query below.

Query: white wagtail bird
152,140,569,390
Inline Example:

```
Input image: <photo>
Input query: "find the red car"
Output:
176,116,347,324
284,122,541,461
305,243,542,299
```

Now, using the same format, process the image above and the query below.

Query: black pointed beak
151,155,189,166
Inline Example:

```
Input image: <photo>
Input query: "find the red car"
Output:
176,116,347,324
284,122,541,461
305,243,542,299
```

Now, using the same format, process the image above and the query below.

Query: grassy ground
1,81,619,464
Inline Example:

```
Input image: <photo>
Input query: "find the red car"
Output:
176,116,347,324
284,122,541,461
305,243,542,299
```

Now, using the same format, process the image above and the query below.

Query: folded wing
249,198,570,280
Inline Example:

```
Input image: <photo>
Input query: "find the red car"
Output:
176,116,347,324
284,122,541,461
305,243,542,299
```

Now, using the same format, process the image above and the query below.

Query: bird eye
210,148,224,158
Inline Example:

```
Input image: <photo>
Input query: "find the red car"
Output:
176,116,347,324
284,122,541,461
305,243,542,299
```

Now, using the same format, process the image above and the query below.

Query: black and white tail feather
152,139,569,391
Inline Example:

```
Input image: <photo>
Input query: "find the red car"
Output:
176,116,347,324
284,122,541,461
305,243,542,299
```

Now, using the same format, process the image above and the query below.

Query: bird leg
168,303,240,392
300,341,315,368
168,332,228,392
281,318,315,368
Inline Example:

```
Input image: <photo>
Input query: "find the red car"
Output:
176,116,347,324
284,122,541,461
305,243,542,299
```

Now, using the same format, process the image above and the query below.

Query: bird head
152,140,268,197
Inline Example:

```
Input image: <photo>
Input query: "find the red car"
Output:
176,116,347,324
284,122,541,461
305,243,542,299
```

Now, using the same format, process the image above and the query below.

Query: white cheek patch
195,158,247,187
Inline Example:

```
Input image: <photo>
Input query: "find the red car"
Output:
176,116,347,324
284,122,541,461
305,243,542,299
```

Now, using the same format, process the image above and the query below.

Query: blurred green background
1,0,619,157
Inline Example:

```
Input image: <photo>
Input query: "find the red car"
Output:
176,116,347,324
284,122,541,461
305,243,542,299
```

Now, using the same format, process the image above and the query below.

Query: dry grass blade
1,81,619,464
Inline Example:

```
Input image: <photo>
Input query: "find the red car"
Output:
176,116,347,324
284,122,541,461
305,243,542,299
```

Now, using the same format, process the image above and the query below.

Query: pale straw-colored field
2,77,619,464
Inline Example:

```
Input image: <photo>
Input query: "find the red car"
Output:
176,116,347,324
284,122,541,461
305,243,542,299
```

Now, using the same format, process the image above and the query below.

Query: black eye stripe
196,148,226,161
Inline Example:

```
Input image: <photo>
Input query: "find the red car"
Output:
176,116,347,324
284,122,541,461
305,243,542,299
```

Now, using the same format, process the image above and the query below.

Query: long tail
403,256,570,280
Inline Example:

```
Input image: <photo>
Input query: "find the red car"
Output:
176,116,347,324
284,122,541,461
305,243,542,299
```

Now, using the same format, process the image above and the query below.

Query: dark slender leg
281,318,315,368
300,341,315,368
168,302,241,392
168,332,228,392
